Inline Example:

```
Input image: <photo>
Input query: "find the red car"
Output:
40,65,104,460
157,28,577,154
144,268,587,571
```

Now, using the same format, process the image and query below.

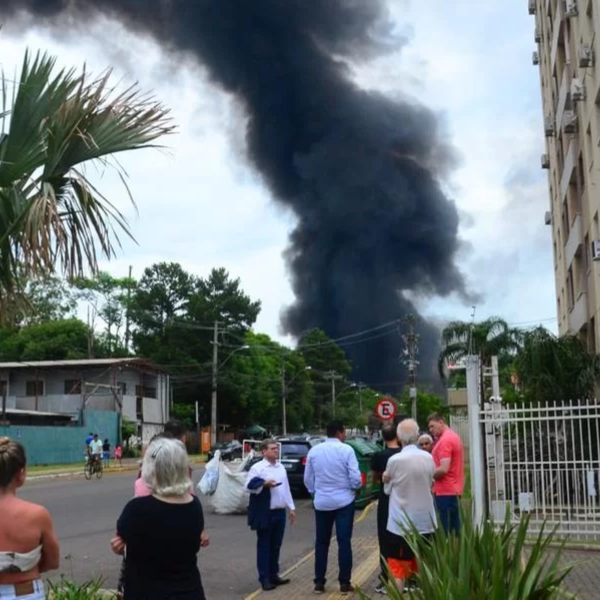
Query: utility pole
124,265,133,352
1,381,6,424
357,382,366,414
402,315,420,420
326,370,343,417
210,321,219,447
281,363,287,436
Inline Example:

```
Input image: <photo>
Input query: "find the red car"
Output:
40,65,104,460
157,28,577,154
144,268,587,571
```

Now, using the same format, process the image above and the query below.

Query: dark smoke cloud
1,0,468,391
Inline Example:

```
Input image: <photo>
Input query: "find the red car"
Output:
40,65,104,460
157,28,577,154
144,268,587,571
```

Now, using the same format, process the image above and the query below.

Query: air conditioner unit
533,51,540,65
528,0,536,15
544,211,552,225
592,240,600,260
541,153,550,169
571,78,586,101
534,27,542,42
579,43,594,67
565,0,578,17
563,110,577,133
544,116,556,136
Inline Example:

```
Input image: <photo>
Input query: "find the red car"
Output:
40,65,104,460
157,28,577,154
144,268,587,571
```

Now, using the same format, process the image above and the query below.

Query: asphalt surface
20,467,317,599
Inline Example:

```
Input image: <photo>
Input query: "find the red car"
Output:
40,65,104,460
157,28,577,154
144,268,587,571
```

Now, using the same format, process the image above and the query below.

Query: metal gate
464,355,600,541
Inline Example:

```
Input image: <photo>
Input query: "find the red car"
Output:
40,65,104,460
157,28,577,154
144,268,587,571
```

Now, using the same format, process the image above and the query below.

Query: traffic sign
375,397,396,421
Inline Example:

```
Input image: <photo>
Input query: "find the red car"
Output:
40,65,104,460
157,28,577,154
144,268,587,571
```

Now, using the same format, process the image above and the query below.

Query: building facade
531,0,600,348
0,358,170,442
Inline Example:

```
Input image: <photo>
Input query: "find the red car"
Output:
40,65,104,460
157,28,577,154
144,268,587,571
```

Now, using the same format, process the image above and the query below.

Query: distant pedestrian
245,439,296,591
428,413,465,535
304,420,362,595
382,419,437,593
103,439,111,468
370,423,401,594
0,437,60,599
114,444,123,467
112,437,209,600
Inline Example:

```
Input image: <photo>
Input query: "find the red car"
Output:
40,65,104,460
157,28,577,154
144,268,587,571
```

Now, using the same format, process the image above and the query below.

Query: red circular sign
375,398,396,420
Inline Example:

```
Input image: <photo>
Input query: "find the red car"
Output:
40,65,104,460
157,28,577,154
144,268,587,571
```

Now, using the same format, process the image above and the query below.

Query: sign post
375,397,396,421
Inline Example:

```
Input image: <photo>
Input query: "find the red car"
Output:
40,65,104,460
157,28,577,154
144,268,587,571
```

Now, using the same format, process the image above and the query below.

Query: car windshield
280,443,309,458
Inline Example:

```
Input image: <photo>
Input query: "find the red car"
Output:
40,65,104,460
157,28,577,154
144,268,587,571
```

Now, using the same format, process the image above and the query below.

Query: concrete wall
0,410,119,466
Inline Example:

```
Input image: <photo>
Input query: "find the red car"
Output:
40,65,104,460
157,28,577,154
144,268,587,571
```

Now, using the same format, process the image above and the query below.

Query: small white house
0,358,170,442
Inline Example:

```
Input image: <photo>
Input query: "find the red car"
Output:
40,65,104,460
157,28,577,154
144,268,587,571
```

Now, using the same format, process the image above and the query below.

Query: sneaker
314,583,326,594
340,583,355,594
374,582,387,594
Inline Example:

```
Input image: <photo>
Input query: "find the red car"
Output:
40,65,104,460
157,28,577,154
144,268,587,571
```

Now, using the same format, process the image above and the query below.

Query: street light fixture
332,382,357,417
281,365,311,436
210,343,249,446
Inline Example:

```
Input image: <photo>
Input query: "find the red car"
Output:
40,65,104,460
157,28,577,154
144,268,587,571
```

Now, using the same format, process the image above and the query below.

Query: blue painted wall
0,410,119,466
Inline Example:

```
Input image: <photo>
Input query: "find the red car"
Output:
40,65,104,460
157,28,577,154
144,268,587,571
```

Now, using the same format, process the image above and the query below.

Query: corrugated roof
4,408,74,418
0,358,165,372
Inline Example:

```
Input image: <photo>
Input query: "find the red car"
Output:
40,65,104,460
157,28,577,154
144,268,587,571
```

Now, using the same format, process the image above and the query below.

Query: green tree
438,317,522,403
515,326,600,403
0,318,90,361
0,49,173,316
398,389,449,431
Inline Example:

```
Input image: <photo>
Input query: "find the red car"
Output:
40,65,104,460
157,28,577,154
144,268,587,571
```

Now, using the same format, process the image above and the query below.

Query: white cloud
0,1,557,341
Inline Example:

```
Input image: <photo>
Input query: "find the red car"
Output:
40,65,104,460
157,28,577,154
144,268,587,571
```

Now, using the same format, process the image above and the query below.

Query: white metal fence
481,399,600,540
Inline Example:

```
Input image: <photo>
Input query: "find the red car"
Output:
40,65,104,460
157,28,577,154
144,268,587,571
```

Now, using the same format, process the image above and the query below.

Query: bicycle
84,454,104,480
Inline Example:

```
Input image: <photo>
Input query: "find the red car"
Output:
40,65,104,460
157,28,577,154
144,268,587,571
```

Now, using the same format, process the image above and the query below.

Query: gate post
466,355,485,526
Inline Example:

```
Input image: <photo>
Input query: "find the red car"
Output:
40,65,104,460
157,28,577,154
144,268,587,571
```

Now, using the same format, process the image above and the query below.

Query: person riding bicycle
89,435,103,469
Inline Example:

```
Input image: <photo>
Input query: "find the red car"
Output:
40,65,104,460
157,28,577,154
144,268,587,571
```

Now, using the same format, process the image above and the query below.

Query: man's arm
433,439,452,481
244,463,264,493
382,458,395,496
38,507,60,573
303,453,315,494
347,449,363,490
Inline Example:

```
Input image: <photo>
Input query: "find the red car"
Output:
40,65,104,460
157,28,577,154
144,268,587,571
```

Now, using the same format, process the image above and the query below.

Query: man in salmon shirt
427,413,464,535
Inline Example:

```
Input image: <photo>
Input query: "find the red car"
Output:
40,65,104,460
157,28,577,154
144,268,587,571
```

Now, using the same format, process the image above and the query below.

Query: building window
135,385,156,399
64,379,82,395
117,381,127,396
0,380,6,396
26,381,44,396
136,397,143,420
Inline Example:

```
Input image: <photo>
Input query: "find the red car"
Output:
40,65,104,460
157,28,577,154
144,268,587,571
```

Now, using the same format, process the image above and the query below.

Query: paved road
21,468,317,599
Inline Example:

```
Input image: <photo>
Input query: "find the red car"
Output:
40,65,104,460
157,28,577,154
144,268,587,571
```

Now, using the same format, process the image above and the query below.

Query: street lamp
210,343,249,446
332,382,357,417
281,365,311,436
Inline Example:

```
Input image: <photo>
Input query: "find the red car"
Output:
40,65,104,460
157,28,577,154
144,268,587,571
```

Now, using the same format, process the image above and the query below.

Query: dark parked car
278,436,325,494
207,440,243,461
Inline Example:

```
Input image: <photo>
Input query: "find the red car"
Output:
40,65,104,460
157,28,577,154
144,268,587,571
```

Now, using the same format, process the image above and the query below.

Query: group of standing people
371,412,464,594
85,432,122,468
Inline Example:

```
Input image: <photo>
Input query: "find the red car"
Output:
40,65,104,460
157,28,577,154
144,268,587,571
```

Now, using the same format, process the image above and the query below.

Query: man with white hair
382,419,437,593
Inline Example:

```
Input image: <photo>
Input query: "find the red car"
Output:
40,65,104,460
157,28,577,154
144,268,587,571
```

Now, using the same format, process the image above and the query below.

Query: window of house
26,381,44,396
64,379,82,395
117,382,127,396
136,397,143,420
135,385,156,399
0,381,7,396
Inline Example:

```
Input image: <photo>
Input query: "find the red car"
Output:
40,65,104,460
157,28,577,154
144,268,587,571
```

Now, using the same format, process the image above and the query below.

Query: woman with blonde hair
114,436,208,599
0,437,60,599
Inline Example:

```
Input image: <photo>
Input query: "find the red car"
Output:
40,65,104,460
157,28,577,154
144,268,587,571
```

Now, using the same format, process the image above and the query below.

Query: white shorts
0,579,45,599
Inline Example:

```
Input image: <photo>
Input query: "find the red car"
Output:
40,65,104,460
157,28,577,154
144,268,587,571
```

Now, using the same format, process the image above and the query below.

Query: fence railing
480,399,600,540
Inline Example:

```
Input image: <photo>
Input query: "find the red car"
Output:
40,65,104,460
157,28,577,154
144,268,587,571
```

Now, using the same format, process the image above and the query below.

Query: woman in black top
115,436,208,599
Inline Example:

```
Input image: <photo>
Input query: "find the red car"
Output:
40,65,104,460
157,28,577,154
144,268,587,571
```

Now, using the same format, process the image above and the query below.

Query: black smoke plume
1,0,467,391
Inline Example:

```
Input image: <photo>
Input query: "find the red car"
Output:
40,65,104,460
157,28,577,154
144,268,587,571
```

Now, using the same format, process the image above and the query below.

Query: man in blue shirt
304,421,362,595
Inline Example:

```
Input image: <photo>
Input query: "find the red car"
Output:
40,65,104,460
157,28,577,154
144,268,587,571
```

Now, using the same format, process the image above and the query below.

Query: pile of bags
198,451,254,514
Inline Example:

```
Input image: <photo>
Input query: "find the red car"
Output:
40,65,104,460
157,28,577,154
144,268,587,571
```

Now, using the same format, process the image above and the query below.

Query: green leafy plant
359,510,576,599
47,576,114,599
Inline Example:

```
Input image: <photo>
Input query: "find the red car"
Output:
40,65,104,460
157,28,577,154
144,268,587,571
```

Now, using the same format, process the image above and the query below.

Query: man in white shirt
245,439,296,591
383,419,437,593
304,421,362,595
89,434,103,467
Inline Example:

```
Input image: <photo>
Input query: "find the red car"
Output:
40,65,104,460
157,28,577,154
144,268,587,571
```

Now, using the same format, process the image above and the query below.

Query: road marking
326,548,380,599
243,550,316,600
355,500,377,524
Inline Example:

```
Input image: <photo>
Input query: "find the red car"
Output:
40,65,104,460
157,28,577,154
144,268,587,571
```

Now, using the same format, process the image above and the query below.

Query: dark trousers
256,509,287,584
314,501,355,585
435,495,461,535
376,494,390,582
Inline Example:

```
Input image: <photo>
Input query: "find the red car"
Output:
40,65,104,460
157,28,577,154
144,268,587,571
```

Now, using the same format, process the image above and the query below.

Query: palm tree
0,50,175,319
437,316,523,403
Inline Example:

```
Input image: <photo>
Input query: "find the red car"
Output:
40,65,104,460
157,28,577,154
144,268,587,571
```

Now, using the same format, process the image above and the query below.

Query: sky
0,1,558,344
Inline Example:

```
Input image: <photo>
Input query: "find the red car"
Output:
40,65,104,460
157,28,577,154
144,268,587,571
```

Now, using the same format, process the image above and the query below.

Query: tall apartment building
531,0,600,350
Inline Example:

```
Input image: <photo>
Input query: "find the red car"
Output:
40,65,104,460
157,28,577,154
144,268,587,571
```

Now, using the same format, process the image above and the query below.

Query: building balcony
569,292,588,333
565,213,583,267
559,140,576,201
556,68,569,129
550,2,563,72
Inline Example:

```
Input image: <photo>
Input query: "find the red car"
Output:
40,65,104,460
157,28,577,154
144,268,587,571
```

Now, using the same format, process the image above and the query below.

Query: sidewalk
28,456,206,480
